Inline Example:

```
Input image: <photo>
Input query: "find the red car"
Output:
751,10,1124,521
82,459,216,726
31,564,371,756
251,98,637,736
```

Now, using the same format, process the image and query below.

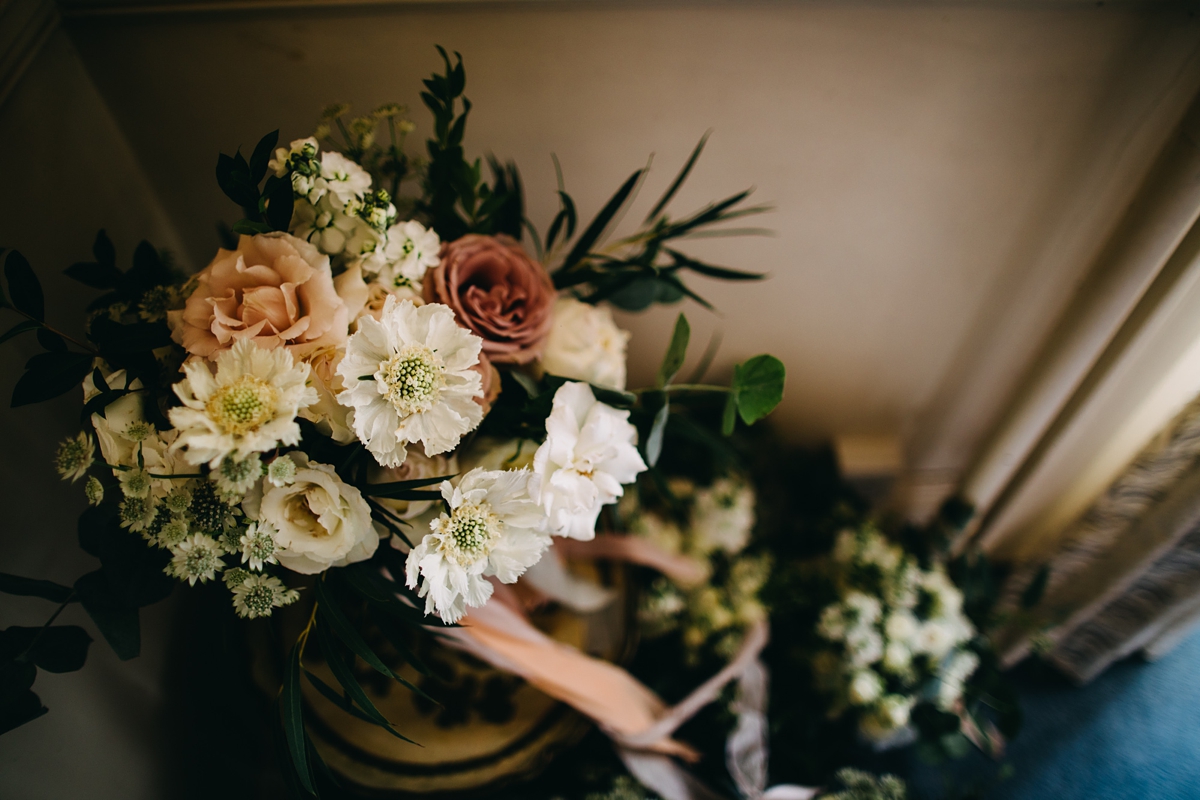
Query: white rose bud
540,297,630,390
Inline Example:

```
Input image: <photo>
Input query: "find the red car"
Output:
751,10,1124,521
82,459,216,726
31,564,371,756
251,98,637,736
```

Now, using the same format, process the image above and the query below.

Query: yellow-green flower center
378,345,444,416
206,375,278,435
439,502,500,564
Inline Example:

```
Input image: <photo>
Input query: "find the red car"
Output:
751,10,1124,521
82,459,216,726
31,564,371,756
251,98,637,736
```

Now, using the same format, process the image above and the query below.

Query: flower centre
207,375,278,436
377,345,445,416
440,502,500,564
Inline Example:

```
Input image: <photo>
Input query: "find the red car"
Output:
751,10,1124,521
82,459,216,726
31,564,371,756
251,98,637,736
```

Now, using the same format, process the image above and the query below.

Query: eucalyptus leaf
4,250,43,321
281,642,316,795
656,314,690,388
0,573,74,603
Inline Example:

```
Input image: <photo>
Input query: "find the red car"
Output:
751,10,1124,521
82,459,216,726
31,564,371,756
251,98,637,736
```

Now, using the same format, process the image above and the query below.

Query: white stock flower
379,220,441,285
317,151,371,205
884,611,919,644
242,453,377,575
169,338,316,468
848,669,884,706
336,298,483,468
530,382,647,541
690,477,756,554
913,620,957,659
539,298,630,390
292,194,361,256
405,468,549,624
232,574,299,619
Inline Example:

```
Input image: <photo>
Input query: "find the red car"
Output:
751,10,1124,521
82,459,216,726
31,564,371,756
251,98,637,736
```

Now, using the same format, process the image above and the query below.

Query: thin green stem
634,384,731,395
5,307,99,355
18,591,76,660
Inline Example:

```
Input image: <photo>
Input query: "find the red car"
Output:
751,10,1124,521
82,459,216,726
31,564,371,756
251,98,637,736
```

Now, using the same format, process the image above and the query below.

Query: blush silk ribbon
433,535,818,800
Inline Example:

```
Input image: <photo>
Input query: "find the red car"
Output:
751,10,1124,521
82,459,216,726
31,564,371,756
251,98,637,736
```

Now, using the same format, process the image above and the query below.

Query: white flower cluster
626,475,768,662
270,136,441,291
814,525,977,744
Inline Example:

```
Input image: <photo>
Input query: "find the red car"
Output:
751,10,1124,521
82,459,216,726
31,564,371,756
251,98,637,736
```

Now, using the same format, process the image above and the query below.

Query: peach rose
423,234,555,364
169,233,352,359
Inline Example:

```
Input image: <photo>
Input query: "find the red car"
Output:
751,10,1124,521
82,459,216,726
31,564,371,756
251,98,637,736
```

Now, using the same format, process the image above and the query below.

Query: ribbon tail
618,748,729,800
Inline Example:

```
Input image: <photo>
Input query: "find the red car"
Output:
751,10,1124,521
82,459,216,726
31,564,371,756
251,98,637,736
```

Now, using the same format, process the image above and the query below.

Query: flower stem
6,307,99,356
17,591,76,661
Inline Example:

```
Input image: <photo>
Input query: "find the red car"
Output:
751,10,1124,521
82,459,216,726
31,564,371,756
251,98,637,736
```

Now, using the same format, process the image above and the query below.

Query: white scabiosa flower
847,669,884,706
379,220,441,285
231,574,300,619
405,468,549,624
530,382,647,541
539,297,630,390
169,338,317,468
336,298,483,468
55,432,94,482
213,454,263,496
239,521,279,571
166,534,225,586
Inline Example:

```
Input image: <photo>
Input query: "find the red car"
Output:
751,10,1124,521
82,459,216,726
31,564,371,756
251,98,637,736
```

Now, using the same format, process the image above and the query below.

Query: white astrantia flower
157,518,189,549
84,476,104,506
164,487,192,517
119,495,158,532
539,298,630,390
336,298,484,468
378,220,441,285
166,534,225,586
242,452,377,574
530,382,648,541
55,432,94,482
213,454,263,496
267,455,297,487
239,521,279,571
223,567,251,589
169,338,317,468
231,574,300,619
406,468,549,624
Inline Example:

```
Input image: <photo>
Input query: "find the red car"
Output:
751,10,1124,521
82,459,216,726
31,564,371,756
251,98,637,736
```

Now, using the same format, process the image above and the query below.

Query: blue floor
906,627,1200,799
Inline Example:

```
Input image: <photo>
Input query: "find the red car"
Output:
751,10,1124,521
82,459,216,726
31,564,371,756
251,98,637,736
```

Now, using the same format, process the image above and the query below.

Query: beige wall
59,3,1200,508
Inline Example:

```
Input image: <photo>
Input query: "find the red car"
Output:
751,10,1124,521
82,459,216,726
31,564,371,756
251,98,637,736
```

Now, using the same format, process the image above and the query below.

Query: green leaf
264,175,296,232
0,573,74,603
510,370,540,399
11,352,95,407
656,313,690,388
5,250,43,321
74,571,139,661
314,580,398,681
281,642,316,795
558,169,644,273
589,384,637,408
0,660,45,735
1,626,91,673
644,393,670,468
667,249,765,281
250,129,280,185
313,619,417,743
63,261,123,289
1021,564,1051,609
0,320,40,345
732,355,785,425
36,328,65,352
232,219,273,236
92,230,116,268
645,131,710,222
360,486,443,502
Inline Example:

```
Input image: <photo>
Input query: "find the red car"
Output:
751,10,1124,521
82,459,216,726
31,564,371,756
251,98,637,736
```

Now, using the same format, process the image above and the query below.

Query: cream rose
242,452,377,574
540,297,630,390
168,233,354,359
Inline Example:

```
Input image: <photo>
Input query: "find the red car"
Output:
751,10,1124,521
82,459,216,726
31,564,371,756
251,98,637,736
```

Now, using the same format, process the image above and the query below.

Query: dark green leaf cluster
1,235,178,416
417,47,524,242
549,133,770,312
216,129,295,235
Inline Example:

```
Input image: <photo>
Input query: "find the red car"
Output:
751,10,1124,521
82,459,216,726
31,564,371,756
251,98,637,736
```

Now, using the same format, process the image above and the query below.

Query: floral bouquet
812,524,991,751
0,48,788,795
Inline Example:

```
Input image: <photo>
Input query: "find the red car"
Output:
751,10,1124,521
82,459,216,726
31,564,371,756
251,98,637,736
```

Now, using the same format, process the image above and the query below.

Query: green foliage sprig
215,129,295,236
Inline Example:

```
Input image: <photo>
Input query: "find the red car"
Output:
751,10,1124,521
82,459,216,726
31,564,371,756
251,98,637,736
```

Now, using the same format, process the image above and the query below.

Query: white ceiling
61,2,1200,489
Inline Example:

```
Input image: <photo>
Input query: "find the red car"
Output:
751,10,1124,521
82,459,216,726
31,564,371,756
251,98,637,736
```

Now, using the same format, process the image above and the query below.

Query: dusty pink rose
424,234,555,364
168,233,350,359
